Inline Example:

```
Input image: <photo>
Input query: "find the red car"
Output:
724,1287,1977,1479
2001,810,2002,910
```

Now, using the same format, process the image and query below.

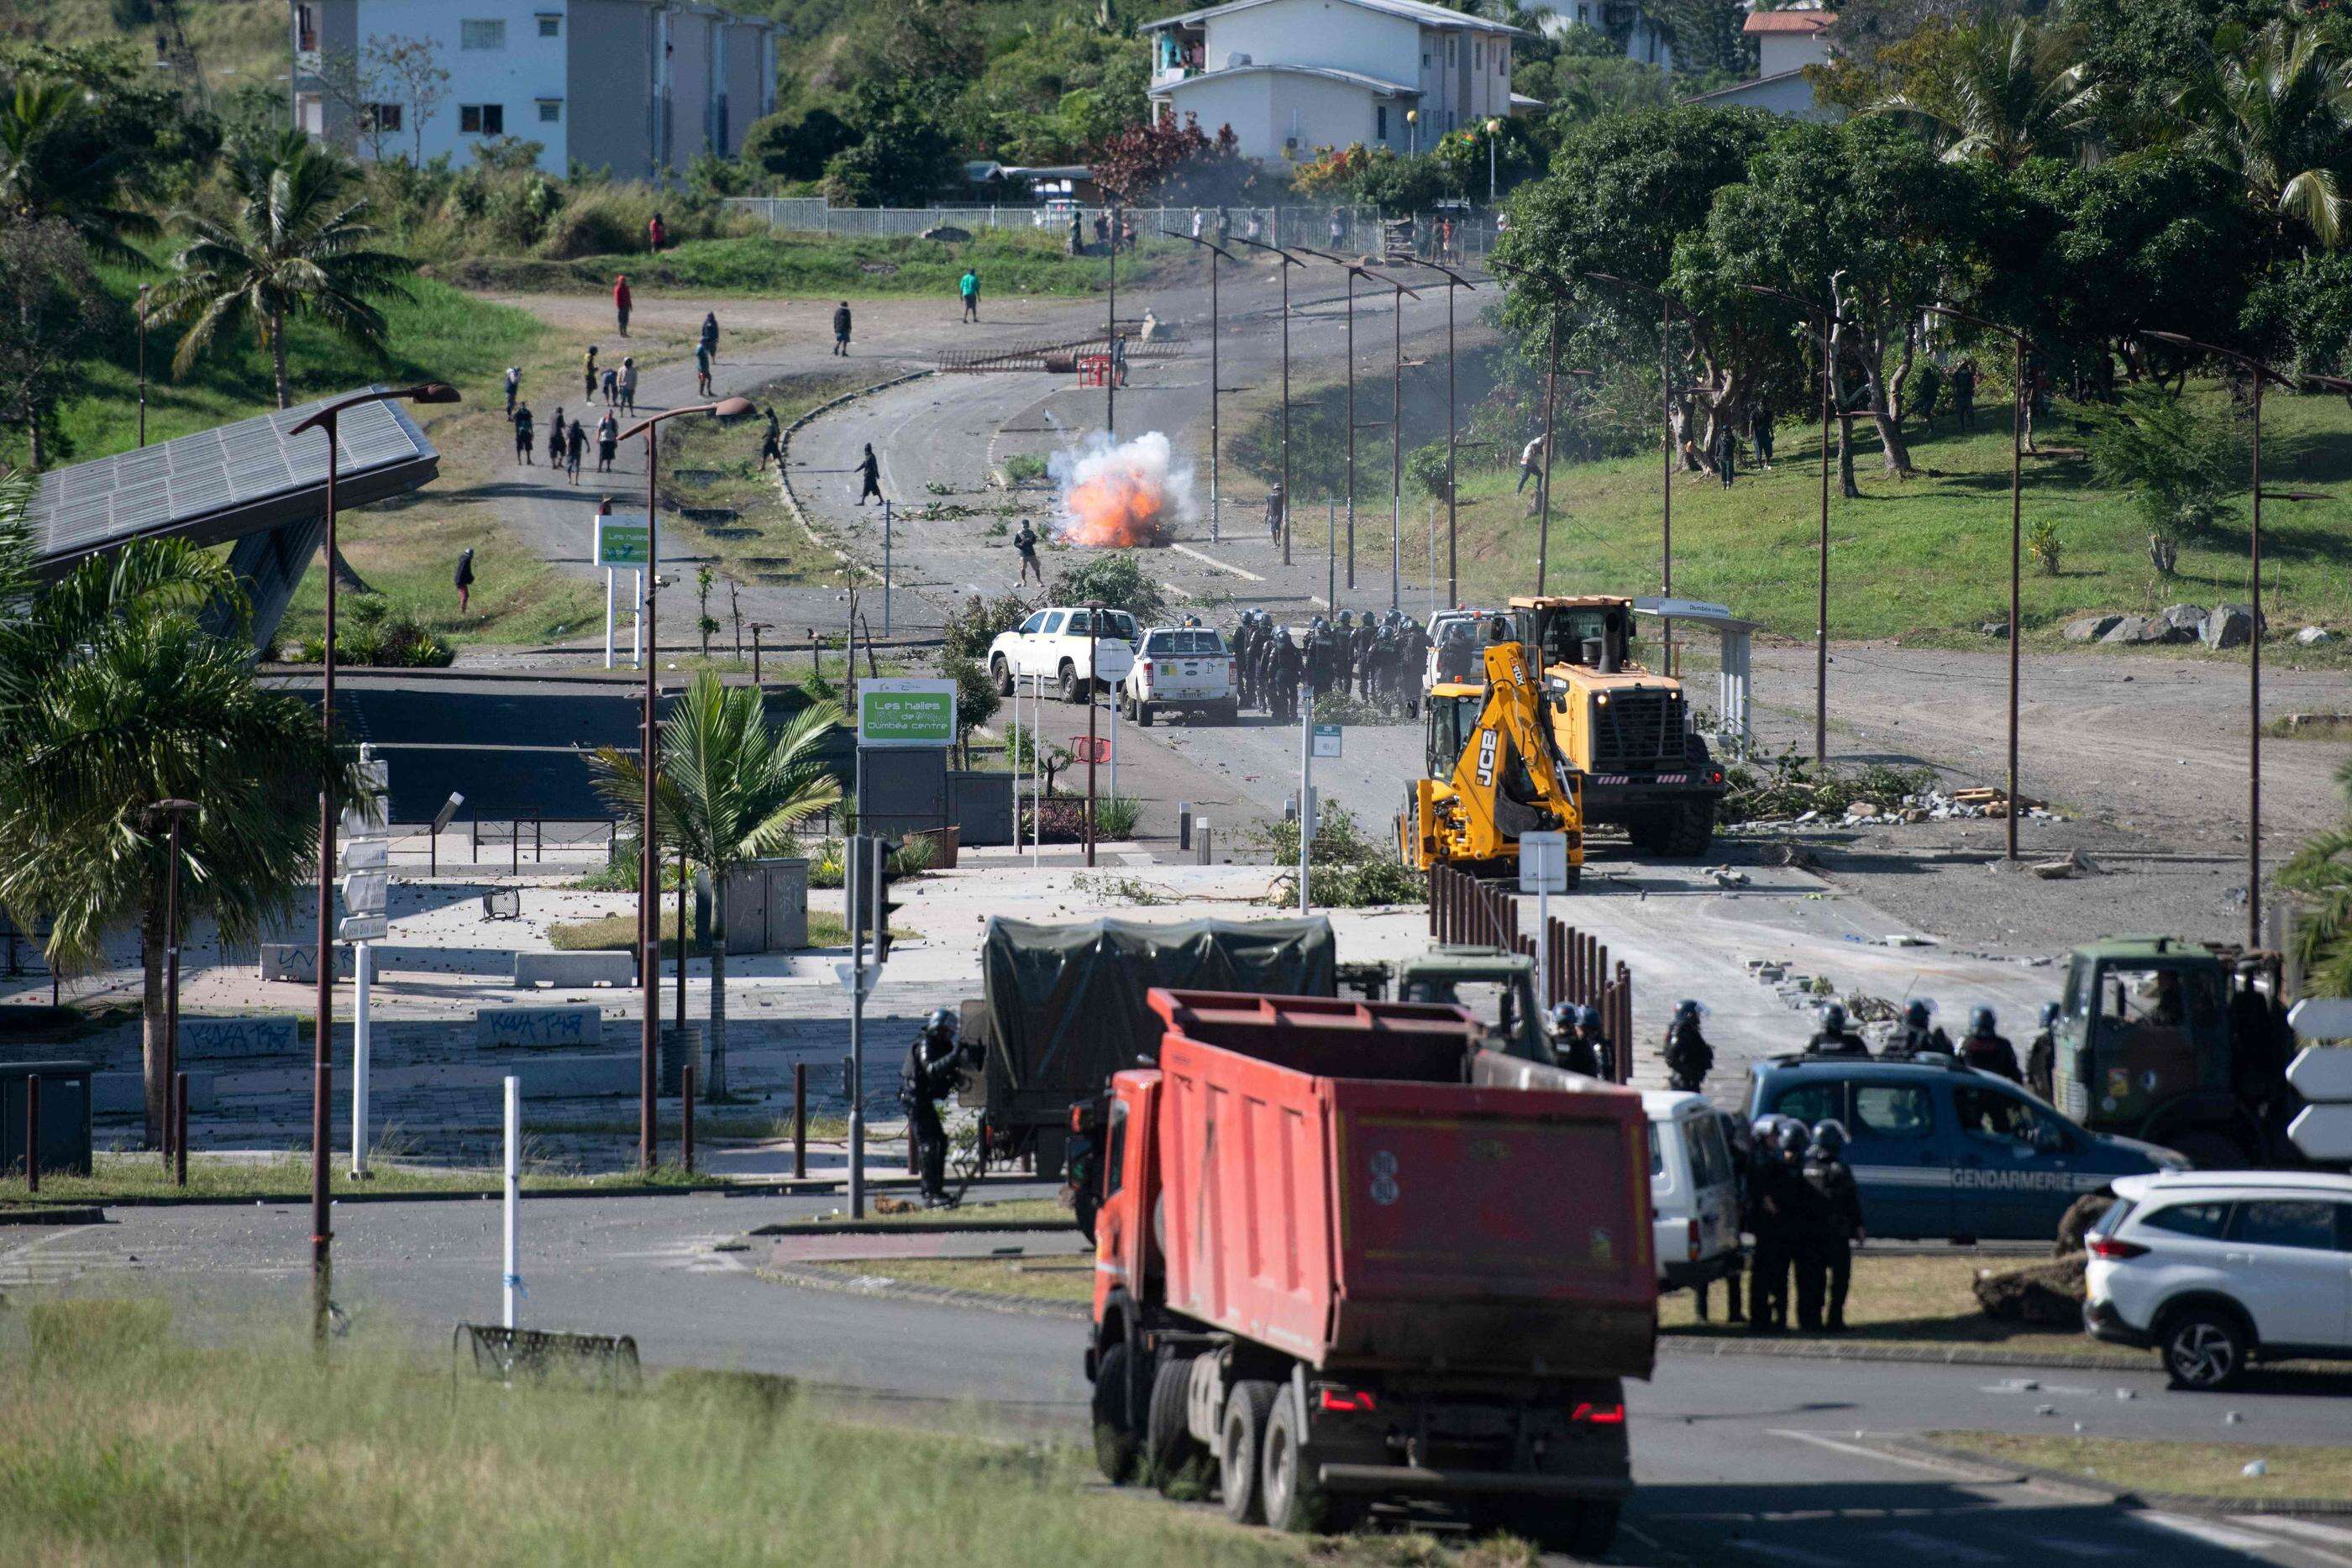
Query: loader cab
1515,597,1641,676
1423,684,1488,779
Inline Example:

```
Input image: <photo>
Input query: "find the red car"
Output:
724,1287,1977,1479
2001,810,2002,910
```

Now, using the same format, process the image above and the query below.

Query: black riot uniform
1959,1006,2022,1083
1264,628,1303,721
1802,1122,1865,1332
2026,1003,2061,1102
1231,612,1261,710
1663,1000,1714,1093
1746,1124,1798,1332
900,1009,964,1204
1805,1003,1871,1057
1398,618,1430,716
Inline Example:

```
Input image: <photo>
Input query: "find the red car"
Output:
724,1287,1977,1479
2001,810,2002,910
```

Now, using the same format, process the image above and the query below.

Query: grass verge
549,907,853,955
1923,1431,2352,1503
0,1303,1336,1565
812,1196,1072,1229
0,1151,721,1206
795,1253,1096,1305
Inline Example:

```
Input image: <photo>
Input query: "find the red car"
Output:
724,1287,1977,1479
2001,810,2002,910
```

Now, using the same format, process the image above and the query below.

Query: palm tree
0,528,355,1147
2280,757,2352,997
590,674,841,1099
151,130,414,410
0,77,160,264
1873,18,2101,171
2174,20,2349,249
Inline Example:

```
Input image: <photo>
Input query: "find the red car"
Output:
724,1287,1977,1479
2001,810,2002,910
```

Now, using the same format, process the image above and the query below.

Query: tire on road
1060,660,1082,704
1219,1378,1278,1523
2160,1303,2250,1391
1663,798,1716,857
1259,1383,1352,1534
1093,1341,1143,1482
992,656,1014,696
1137,700,1154,727
1147,1354,1204,1497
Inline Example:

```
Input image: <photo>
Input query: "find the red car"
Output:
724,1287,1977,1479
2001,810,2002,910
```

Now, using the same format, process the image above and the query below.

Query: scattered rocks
2159,603,2208,636
2065,614,2124,642
1981,621,2010,639
2030,849,2101,879
1838,788,2058,826
2203,603,2259,649
2100,614,2154,645
2296,626,2332,647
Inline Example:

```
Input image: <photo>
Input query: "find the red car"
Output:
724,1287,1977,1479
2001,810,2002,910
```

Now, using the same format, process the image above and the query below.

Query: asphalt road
11,1198,2352,1568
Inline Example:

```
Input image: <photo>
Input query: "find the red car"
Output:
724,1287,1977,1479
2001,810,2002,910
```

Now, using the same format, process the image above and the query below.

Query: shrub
2082,385,2245,542
944,591,1036,662
944,648,1001,732
1001,453,1048,485
1405,439,1454,501
538,190,643,260
2027,519,2061,577
1094,795,1142,840
1047,553,1165,623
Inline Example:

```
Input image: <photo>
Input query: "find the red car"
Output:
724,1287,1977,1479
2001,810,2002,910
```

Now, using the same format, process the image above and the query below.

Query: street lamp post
1739,281,1837,768
616,395,756,1172
1586,272,1686,674
289,381,461,1345
2139,333,2344,950
146,799,197,1164
1485,118,1500,204
1410,259,1478,608
1164,230,1238,545
1924,304,2032,861
1232,236,1305,565
1382,270,1423,611
137,284,151,448
1295,245,1362,591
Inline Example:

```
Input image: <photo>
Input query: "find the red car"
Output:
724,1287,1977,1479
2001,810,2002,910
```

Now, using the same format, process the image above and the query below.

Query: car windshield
1956,1084,2071,1147
1144,630,1224,655
2099,964,2223,1027
1687,1114,1734,1189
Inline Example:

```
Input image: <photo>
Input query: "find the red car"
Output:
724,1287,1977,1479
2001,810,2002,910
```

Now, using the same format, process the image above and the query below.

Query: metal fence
1428,863,1634,1085
723,197,1385,249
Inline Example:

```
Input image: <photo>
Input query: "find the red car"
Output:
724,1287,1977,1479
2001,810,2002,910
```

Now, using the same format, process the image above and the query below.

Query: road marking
1168,543,1263,582
1727,1537,1850,1568
2139,1513,2281,1552
2239,1519,2352,1551
1767,1429,1993,1478
1877,1527,2006,1565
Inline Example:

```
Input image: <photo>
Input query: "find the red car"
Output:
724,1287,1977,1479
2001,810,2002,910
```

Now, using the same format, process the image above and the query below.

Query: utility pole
1411,260,1478,610
1164,230,1237,545
1233,236,1303,565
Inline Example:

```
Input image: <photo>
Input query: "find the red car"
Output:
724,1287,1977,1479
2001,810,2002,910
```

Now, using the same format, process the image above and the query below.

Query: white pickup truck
988,606,1138,703
1121,625,1236,726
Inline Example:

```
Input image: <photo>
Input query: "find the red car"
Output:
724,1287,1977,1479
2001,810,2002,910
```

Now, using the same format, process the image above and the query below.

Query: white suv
1122,626,1236,726
2084,1170,2352,1389
989,606,1137,704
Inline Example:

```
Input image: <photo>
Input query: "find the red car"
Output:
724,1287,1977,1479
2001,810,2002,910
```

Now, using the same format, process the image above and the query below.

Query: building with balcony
1142,0,1535,165
291,0,775,179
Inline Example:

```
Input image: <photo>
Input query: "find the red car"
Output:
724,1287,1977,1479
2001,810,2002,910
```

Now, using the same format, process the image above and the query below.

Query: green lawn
0,1151,720,1206
790,1253,1098,1304
549,906,854,954
1925,1432,2352,1502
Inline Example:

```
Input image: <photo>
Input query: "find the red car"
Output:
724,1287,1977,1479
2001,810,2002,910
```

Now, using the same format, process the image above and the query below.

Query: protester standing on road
504,365,520,416
700,311,719,360
547,406,566,468
1803,1120,1863,1333
832,300,852,356
565,417,586,483
1959,1006,2021,1082
618,357,638,413
1013,517,1044,585
695,339,713,398
454,548,475,614
512,402,534,464
959,266,980,323
595,408,618,473
901,1009,964,1206
856,443,883,506
1517,433,1546,493
613,274,632,336
582,345,601,401
600,364,617,408
1264,480,1284,541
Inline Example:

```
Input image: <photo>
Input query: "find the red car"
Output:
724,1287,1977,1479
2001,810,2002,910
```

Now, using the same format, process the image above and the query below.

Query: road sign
1518,831,1570,894
2286,1104,2352,1162
1069,735,1110,764
2287,1046,2352,1101
339,869,387,917
339,836,387,872
595,517,653,568
858,678,958,747
1312,722,1342,759
2287,998,2352,1040
834,962,878,997
337,914,389,943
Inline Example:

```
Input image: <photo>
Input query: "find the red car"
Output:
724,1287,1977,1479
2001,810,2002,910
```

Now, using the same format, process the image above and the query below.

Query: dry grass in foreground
1924,1431,2352,1502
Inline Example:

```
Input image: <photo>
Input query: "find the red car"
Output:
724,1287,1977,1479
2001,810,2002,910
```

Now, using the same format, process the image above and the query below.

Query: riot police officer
1551,1002,1600,1077
1803,1120,1864,1332
1307,617,1338,698
1568,1004,1614,1079
1231,611,1261,710
1399,616,1431,716
1805,1001,1870,1057
2026,1000,2061,1102
900,1008,965,1205
1663,999,1714,1093
1264,627,1303,721
1887,999,1951,1058
1697,1109,1750,1324
1436,618,1478,682
1959,1004,2021,1082
1776,1120,1835,1330
1353,614,1380,697
1746,1117,1798,1333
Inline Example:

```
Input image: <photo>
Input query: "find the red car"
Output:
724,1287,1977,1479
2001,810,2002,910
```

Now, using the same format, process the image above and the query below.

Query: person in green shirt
959,268,979,323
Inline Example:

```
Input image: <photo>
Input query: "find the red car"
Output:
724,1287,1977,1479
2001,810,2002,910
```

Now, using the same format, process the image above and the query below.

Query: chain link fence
722,197,1389,249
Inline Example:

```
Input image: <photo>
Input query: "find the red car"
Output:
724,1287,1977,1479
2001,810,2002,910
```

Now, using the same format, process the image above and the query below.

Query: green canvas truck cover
979,915,1336,1130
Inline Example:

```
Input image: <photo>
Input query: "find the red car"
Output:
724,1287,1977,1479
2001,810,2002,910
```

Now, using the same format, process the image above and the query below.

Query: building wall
720,19,771,152
665,8,717,164
1416,26,1510,131
1201,0,1420,92
1756,31,1828,76
1698,71,1837,122
566,0,659,176
1167,68,1386,160
347,0,573,174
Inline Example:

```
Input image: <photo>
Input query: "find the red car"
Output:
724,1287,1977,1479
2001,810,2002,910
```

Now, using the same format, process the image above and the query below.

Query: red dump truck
1085,989,1656,1551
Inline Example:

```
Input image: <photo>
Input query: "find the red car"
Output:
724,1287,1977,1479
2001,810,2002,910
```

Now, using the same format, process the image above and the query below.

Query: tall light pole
1295,244,1363,591
1924,303,2031,862
1587,272,1686,673
1164,229,1237,544
1485,118,1500,204
1103,189,1131,438
1740,281,1836,768
289,380,460,1344
1380,269,1423,611
137,284,151,448
1233,235,1305,565
1410,258,1478,608
2139,333,2342,950
617,395,755,1171
146,799,197,1162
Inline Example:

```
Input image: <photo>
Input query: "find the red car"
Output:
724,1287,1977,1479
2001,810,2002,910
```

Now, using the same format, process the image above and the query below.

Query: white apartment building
1684,6,1840,122
1143,0,1536,165
293,0,776,178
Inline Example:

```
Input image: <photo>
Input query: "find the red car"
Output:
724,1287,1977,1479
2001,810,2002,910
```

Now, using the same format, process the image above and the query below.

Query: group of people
1226,608,1433,721
1707,1113,1865,1333
1805,997,2059,1095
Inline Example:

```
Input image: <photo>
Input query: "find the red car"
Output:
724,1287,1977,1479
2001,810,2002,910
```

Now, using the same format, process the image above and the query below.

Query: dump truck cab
1509,595,1725,859
1394,945,1551,1064
2054,936,2297,1168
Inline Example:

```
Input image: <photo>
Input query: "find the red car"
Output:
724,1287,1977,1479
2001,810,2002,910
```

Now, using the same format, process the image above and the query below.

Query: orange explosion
1063,458,1172,547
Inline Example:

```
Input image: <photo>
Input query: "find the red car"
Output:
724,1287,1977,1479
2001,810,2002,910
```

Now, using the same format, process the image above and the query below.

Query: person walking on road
1517,433,1546,493
595,408,618,474
454,547,475,614
582,345,599,401
565,417,585,484
959,267,979,323
855,443,883,506
757,407,782,472
832,300,852,356
618,357,638,414
512,402,534,464
503,365,520,416
700,311,719,360
695,339,713,398
546,406,566,469
613,274,632,337
1265,480,1284,542
1013,518,1044,585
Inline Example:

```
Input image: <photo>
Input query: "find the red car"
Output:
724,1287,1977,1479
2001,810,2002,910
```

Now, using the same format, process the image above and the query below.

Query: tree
1047,551,1165,621
312,46,394,162
0,535,353,1148
744,106,858,182
1088,113,1255,204
2079,382,2246,546
0,76,161,263
0,220,108,469
153,130,415,410
2278,756,2352,996
370,34,449,164
2174,19,2351,249
1870,17,2102,170
589,675,840,1100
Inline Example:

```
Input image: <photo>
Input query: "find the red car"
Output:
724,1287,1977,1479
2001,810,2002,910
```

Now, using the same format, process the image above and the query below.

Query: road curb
758,1260,1089,1321
751,1217,1073,1237
1658,1332,2154,1374
0,1204,104,1226
1882,1434,2352,1518
773,368,937,585
13,1179,841,1211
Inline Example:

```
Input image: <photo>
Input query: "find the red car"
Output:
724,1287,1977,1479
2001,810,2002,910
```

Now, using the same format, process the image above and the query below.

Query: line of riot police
1228,607,1432,721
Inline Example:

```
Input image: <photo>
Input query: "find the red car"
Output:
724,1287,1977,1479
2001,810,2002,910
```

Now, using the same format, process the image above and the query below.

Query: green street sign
858,679,958,748
595,517,652,568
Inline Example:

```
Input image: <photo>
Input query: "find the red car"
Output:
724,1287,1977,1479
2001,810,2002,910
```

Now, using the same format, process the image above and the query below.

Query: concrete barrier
259,944,353,983
512,952,637,989
180,1017,301,1059
476,1005,604,1050
93,1070,217,1117
514,1054,638,1098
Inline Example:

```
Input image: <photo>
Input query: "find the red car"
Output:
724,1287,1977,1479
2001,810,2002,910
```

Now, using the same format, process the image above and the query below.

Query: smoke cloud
1049,431,1196,548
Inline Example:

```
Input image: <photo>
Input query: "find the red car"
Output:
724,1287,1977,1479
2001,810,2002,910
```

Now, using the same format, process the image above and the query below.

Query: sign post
338,747,391,1177
856,678,958,749
2286,999,2352,1161
1519,831,1570,1011
595,517,653,672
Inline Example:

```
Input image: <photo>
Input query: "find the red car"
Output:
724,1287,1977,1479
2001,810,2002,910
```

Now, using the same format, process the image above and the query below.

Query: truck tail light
1141,660,1154,674
2087,1235,2148,1260
1685,1219,1700,1262
1571,1402,1625,1426
1317,1386,1377,1413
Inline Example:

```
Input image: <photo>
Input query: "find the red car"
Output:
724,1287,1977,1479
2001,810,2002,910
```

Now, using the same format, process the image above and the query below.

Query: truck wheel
1219,1379,1278,1524
1137,701,1154,728
1625,810,1673,857
1148,1356,1206,1497
1663,799,1716,857
1060,661,1082,704
992,657,1014,697
2169,1129,2254,1170
1093,1341,1142,1483
1259,1385,1340,1534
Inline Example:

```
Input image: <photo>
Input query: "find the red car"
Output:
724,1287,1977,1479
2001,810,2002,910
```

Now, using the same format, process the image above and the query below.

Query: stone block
93,1070,216,1117
512,952,638,989
2203,603,2258,650
475,1005,604,1050
2099,614,2152,645
511,1054,638,1098
2064,614,2122,642
2159,603,2208,636
179,1017,302,1059
259,944,354,983
2296,626,2333,647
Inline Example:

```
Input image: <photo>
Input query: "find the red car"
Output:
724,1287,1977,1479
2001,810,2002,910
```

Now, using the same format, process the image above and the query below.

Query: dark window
1377,106,1389,141
537,13,561,36
360,102,403,132
459,103,504,134
1104,1101,1128,1198
1851,1083,1935,1141
2139,1201,2229,1240
538,100,562,123
2229,1198,2339,1252
1770,1083,1844,1129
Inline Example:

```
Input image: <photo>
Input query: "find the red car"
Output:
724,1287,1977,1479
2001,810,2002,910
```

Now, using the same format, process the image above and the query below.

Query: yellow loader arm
1399,640,1584,875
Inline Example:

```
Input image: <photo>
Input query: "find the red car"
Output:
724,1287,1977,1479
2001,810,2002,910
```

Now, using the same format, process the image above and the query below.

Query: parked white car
988,606,1137,703
2084,1169,2352,1388
1643,1090,1743,1299
1121,626,1236,726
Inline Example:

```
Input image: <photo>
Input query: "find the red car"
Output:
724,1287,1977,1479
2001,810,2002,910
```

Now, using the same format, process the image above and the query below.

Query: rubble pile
1840,787,2061,826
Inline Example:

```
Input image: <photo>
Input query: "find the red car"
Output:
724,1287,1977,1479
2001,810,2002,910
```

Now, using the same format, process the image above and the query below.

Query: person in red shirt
613,274,632,336
648,212,667,252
